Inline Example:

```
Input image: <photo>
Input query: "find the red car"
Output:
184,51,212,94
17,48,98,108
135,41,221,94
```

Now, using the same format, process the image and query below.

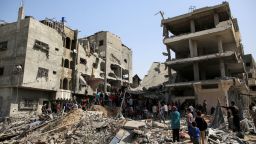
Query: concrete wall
0,19,29,86
194,80,233,114
22,18,63,91
0,87,52,117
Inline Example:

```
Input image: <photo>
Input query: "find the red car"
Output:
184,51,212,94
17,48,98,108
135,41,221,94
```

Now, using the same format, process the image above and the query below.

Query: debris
123,120,145,130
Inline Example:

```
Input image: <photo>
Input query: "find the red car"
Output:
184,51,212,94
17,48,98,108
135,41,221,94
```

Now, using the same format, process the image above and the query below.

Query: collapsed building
161,2,253,112
0,5,132,117
79,31,132,93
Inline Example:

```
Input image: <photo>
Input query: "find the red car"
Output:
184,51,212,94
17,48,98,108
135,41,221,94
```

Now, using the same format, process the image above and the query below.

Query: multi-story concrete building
81,31,132,93
161,2,249,111
244,54,256,94
0,5,132,116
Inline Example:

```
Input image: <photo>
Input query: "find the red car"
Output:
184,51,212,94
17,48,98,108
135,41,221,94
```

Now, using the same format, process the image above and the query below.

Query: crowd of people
41,91,256,144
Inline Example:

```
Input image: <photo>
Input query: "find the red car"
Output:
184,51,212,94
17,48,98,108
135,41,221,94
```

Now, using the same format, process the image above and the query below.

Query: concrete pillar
220,60,225,77
217,37,223,53
190,20,195,33
163,26,169,38
218,37,225,77
189,39,194,57
214,13,219,26
193,40,198,57
189,39,199,81
166,46,171,60
193,63,200,81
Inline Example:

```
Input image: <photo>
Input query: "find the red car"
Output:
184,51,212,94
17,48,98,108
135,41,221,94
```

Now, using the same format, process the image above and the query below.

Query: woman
170,106,180,142
187,108,194,141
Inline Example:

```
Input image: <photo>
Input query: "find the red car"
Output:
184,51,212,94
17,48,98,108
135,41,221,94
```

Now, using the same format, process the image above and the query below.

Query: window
19,99,37,110
248,73,252,78
64,59,69,68
34,40,49,58
124,59,127,63
55,48,59,51
0,41,7,51
0,67,4,76
36,67,49,79
80,58,87,65
53,71,57,74
99,40,104,46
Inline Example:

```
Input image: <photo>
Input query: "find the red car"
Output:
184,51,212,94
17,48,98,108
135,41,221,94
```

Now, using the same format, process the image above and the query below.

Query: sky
1,0,256,79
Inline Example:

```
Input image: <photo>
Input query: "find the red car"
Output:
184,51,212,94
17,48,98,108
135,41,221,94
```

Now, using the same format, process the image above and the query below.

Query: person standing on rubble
187,108,194,141
152,104,157,120
195,111,207,144
159,103,166,123
203,100,207,114
170,106,180,142
221,101,240,132
191,121,200,144
164,102,168,118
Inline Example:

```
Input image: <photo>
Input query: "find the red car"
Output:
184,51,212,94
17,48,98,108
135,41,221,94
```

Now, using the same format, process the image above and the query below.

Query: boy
191,121,200,144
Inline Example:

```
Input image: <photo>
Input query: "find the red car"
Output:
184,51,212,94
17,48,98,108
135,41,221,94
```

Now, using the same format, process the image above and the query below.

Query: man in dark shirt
222,101,240,132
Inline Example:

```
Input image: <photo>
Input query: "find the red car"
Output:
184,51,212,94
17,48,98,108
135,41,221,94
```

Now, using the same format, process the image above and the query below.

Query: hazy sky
1,0,255,78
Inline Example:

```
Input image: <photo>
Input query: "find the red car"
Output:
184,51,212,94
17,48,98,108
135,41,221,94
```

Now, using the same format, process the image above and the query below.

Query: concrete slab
123,120,146,130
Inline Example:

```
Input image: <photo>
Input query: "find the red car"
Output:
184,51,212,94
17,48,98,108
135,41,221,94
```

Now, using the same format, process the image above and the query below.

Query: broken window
33,40,49,58
36,67,49,79
246,62,251,67
0,67,4,76
55,48,59,51
63,78,68,90
248,73,252,78
201,84,218,89
71,40,76,50
124,59,127,63
53,71,57,75
0,41,7,51
99,40,104,46
64,59,69,68
65,37,71,49
80,58,87,65
19,99,37,110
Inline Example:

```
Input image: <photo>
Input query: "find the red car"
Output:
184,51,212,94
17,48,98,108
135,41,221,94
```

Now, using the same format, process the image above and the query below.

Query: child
191,121,200,144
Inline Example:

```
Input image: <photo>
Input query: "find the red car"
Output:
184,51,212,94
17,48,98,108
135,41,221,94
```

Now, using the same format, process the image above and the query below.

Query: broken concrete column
189,39,194,57
193,63,200,81
189,39,199,81
218,37,225,77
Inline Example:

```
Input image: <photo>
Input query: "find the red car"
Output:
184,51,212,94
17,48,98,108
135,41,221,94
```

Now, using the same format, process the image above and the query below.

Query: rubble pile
0,109,124,144
208,128,246,144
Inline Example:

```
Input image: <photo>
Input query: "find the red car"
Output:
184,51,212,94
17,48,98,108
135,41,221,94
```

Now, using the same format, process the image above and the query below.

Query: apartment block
161,2,249,111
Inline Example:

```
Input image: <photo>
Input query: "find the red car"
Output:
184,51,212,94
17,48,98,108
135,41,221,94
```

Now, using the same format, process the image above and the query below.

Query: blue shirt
192,127,200,140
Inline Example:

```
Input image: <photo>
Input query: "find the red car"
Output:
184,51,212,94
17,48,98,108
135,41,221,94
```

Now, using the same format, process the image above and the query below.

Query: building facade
0,6,132,116
81,31,132,93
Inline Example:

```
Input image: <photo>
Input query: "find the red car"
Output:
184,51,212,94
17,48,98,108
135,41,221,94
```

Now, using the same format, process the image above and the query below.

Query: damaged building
80,31,132,93
161,2,252,112
0,5,132,116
